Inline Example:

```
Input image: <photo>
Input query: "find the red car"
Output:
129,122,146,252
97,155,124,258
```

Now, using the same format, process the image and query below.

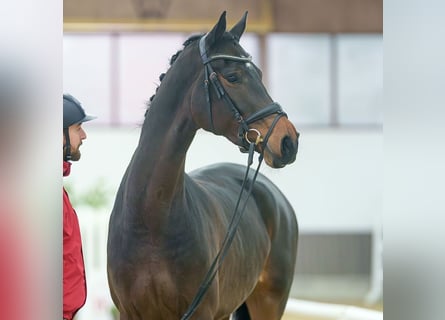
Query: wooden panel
64,0,273,32
274,0,382,33
64,0,382,33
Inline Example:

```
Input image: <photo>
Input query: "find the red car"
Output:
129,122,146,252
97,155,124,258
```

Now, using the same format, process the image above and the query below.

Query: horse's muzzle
267,135,298,168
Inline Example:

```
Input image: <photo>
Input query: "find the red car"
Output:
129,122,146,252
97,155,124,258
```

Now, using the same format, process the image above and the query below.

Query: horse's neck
124,96,196,230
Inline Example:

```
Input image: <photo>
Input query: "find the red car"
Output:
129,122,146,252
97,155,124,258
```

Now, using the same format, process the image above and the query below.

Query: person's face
63,123,87,161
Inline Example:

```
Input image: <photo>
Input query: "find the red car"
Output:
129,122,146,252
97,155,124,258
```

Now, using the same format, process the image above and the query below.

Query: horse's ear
206,11,227,48
229,11,248,41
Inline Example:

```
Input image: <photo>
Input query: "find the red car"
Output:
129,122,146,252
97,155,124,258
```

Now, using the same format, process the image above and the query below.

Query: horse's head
188,11,299,168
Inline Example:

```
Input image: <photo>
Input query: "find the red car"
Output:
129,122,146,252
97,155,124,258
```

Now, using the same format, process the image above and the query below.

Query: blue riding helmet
63,94,96,128
63,94,96,161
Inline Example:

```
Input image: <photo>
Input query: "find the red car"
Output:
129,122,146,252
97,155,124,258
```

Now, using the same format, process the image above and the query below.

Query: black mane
144,34,204,116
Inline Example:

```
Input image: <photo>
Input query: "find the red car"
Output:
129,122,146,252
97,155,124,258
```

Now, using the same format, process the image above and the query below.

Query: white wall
63,32,383,232
66,127,382,232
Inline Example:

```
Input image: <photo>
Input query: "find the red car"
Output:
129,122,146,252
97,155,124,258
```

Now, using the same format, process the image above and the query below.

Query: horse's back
190,162,298,318
189,162,297,229
193,161,298,241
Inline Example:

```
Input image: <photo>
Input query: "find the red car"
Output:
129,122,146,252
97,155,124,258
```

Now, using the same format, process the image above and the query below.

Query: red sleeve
63,188,87,319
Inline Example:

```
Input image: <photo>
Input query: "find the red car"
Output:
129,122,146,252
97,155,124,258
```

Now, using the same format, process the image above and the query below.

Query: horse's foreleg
244,238,297,320
244,284,289,320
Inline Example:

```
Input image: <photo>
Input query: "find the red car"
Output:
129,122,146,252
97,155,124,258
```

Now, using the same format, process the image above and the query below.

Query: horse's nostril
281,136,296,162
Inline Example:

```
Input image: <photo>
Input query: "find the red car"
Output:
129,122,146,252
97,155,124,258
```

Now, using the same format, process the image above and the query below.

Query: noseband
198,34,287,152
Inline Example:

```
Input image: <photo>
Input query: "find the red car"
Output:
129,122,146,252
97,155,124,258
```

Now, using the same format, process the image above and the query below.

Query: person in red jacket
63,94,96,320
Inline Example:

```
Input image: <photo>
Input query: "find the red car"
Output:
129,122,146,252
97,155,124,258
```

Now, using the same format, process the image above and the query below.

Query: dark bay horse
107,11,299,320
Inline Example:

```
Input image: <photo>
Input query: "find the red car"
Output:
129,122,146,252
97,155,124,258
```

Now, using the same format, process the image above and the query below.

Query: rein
180,34,287,320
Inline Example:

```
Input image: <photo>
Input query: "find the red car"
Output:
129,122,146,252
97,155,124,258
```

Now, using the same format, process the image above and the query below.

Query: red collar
63,161,72,177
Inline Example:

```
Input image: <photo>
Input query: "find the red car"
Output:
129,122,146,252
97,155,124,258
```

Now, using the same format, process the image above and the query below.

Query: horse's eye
225,73,239,83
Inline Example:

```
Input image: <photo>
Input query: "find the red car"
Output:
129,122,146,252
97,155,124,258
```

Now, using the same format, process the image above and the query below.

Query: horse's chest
126,261,182,317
